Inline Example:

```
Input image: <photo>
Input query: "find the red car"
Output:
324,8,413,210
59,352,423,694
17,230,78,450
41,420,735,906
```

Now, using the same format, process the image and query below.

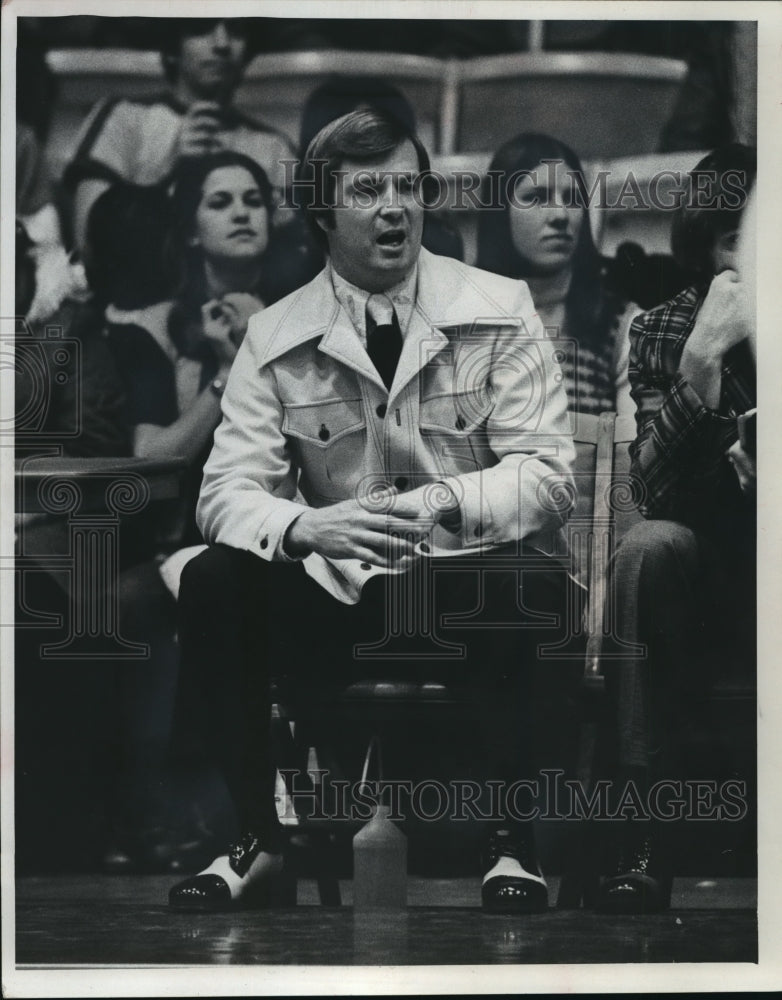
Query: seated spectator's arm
134,305,243,463
133,388,226,464
73,179,112,255
727,439,756,495
65,98,140,253
628,278,749,518
21,203,63,249
108,318,227,465
64,310,130,458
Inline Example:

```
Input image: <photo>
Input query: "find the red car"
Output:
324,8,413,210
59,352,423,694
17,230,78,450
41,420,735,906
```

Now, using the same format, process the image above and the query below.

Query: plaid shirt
628,283,756,531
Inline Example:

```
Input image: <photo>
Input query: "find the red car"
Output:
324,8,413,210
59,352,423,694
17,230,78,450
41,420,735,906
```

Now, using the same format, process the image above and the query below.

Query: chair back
453,53,687,159
571,411,643,690
44,49,164,179
236,50,450,154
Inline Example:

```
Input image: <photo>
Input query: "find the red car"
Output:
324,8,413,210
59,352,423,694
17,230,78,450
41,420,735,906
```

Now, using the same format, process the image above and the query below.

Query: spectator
14,218,127,459
95,152,279,871
64,18,295,255
477,133,639,417
597,144,756,913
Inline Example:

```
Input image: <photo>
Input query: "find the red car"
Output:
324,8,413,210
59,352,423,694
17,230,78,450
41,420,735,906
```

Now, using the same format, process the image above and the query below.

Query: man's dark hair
158,18,253,84
671,143,757,279
298,107,430,250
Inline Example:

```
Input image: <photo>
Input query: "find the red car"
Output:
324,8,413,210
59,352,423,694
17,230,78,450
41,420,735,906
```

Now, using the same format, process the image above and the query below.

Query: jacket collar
258,248,522,397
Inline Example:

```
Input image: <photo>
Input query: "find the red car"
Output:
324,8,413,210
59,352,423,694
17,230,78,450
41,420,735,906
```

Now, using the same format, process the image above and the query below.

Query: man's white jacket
197,248,576,603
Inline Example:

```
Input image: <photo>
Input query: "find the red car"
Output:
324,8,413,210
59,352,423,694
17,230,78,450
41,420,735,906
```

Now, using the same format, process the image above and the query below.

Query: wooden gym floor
14,874,756,967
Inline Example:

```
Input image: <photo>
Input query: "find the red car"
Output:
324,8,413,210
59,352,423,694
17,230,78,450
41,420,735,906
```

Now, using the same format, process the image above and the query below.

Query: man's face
321,140,425,293
177,21,247,100
711,229,740,274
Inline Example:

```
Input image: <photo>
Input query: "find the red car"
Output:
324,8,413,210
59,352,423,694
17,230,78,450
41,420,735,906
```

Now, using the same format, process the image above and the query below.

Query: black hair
85,182,174,309
476,132,619,351
158,18,252,85
298,107,430,251
671,144,757,280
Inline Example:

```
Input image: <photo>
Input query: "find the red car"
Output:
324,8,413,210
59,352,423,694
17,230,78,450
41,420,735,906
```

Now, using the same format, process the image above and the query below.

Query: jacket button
360,562,372,571
319,424,330,442
455,414,466,431
260,537,269,549
376,404,387,419
394,476,408,491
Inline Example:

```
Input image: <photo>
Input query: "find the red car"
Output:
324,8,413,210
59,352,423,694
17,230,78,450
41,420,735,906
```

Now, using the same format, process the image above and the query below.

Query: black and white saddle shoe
168,832,289,912
481,828,548,914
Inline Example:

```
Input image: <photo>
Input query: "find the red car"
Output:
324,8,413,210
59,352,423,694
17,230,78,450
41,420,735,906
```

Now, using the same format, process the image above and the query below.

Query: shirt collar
328,261,418,346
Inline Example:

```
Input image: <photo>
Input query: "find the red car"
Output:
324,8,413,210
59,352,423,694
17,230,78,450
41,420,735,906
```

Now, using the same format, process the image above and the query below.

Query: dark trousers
606,519,756,771
174,543,576,844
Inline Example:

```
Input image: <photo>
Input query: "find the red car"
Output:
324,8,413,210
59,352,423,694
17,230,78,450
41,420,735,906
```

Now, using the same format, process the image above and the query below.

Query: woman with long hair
477,132,637,418
95,151,278,871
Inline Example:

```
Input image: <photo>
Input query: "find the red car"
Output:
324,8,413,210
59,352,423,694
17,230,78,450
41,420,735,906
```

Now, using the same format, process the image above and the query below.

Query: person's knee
615,519,699,576
179,544,256,613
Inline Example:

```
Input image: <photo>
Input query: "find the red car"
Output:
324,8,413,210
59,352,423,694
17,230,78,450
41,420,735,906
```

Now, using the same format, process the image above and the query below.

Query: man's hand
389,481,462,533
687,270,751,360
202,300,242,366
727,440,756,495
679,270,751,409
176,102,226,160
284,495,433,567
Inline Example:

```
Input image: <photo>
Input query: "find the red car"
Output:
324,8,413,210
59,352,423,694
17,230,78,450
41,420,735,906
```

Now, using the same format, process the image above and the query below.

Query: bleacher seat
43,47,451,179
589,150,707,257
236,49,451,154
44,49,164,180
452,53,687,160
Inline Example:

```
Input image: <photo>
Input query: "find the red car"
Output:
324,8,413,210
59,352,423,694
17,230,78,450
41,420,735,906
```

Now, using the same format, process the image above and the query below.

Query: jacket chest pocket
418,392,491,473
283,397,367,498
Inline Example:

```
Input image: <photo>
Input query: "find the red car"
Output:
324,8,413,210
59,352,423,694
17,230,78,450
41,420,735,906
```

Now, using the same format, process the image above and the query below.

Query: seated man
65,17,295,254
598,144,756,913
167,108,576,914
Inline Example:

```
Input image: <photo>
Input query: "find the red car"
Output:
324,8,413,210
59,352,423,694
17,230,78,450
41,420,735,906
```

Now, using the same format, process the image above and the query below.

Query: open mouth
376,229,406,249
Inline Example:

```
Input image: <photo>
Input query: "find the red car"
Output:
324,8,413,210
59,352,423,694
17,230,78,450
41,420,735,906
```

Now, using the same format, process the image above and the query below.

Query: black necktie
366,294,403,391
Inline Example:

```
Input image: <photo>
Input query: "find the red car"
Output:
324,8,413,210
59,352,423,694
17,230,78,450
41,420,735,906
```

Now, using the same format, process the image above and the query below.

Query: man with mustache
168,108,576,914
